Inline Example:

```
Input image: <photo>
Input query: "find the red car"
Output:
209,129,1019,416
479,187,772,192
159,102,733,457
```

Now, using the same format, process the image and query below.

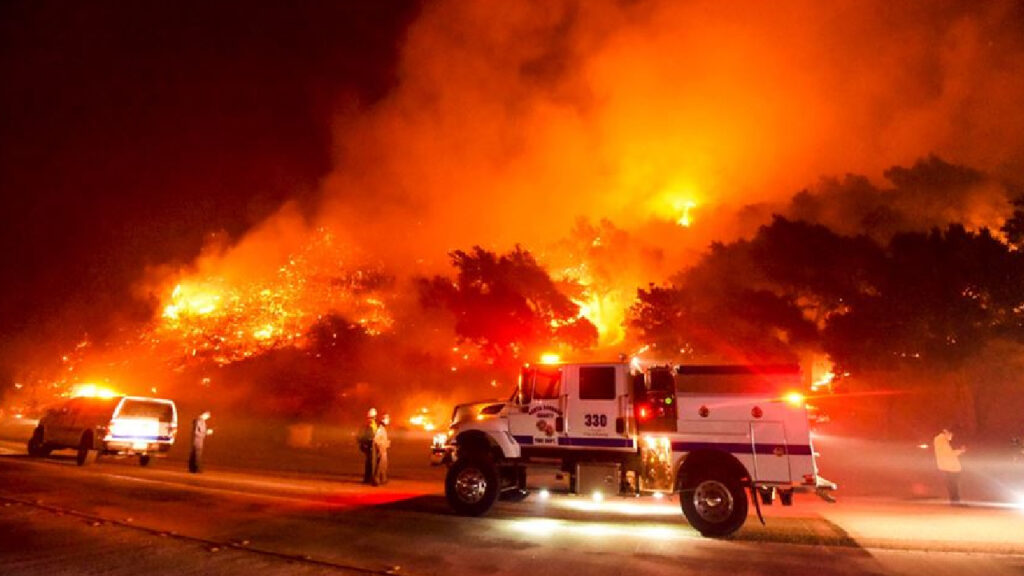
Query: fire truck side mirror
555,417,564,432
615,417,625,434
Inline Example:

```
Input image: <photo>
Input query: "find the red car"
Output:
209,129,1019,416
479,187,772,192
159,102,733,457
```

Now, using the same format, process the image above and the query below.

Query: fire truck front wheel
446,456,499,516
680,471,748,537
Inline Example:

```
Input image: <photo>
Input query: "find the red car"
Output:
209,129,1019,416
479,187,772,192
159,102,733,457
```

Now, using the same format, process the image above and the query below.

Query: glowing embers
162,283,221,320
152,228,394,366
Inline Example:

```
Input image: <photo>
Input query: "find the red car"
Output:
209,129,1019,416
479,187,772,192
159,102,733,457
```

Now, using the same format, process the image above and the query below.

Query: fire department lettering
583,413,608,427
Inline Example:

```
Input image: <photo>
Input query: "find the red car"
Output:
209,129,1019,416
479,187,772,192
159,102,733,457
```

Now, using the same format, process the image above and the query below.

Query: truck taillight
637,404,652,421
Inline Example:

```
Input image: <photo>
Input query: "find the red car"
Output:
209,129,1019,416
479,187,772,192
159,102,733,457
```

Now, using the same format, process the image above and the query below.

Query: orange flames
151,227,394,366
572,290,627,347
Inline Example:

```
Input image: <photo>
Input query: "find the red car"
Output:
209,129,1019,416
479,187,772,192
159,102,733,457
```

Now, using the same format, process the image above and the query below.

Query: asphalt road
2,438,1024,576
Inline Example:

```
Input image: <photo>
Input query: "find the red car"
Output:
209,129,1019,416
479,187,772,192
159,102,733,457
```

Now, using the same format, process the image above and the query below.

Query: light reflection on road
504,516,698,542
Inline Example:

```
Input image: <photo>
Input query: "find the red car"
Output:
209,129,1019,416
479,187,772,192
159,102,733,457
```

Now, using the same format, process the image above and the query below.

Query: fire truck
440,361,836,537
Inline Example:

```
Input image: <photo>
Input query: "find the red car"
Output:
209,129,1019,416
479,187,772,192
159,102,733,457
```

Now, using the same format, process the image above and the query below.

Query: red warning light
637,404,652,421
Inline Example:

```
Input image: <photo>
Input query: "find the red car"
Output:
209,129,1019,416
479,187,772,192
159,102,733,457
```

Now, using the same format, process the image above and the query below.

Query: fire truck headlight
592,491,604,502
539,489,550,500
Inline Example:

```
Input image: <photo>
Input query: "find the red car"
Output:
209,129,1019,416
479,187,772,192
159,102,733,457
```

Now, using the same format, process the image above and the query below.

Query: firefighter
374,413,391,486
933,427,966,505
188,410,213,473
357,408,378,484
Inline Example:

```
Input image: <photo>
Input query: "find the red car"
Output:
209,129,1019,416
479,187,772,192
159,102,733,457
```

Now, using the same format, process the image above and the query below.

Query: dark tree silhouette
629,216,1024,374
417,246,597,365
825,224,1024,371
1001,195,1024,250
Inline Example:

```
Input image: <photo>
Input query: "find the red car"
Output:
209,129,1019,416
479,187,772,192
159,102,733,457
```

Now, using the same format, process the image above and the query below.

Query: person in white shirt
933,428,966,505
373,413,391,486
189,411,213,473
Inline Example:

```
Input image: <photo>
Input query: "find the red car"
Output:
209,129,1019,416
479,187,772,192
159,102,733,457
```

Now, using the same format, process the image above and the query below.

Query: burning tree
417,246,598,366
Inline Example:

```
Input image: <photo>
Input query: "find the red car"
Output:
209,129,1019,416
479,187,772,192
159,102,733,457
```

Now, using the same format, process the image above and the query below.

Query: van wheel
27,426,51,457
680,470,748,537
76,433,98,466
139,455,151,467
445,456,498,516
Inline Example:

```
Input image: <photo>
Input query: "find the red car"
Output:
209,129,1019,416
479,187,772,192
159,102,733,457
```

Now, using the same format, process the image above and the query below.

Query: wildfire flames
152,228,393,366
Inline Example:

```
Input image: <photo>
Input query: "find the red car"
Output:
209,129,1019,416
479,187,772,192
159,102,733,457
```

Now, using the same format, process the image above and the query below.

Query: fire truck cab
441,361,835,537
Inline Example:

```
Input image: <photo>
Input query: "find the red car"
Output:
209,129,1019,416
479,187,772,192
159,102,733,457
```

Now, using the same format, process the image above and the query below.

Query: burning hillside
153,227,393,367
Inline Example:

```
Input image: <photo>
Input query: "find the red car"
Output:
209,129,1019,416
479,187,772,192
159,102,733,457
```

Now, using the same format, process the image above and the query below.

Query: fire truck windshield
516,367,562,404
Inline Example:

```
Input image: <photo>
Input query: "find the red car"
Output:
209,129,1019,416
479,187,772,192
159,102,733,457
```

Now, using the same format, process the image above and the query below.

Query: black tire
679,470,748,537
139,454,151,467
76,432,97,466
27,426,50,457
445,456,499,516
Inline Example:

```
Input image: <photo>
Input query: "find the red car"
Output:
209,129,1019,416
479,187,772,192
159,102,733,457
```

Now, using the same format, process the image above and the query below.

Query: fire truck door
508,368,564,448
750,422,792,483
565,365,632,449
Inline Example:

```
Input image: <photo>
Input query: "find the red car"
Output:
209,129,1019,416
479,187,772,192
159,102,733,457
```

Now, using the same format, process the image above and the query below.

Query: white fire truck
440,361,836,537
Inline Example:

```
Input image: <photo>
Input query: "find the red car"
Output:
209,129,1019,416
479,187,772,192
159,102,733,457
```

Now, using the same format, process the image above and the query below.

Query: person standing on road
933,427,966,505
373,413,391,486
357,408,378,484
189,411,213,474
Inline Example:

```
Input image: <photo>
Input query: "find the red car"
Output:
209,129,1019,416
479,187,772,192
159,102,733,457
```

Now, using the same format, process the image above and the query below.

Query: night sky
0,2,419,362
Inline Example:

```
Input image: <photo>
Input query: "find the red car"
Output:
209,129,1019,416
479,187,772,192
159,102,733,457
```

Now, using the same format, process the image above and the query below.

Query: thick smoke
203,0,1024,336
750,155,1017,241
311,0,1024,265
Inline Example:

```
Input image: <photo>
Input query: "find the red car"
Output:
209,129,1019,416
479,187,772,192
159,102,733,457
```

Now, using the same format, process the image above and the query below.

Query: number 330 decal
583,414,608,427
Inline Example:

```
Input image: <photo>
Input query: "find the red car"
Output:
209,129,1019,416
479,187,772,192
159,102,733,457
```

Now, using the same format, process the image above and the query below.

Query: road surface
2,435,1023,576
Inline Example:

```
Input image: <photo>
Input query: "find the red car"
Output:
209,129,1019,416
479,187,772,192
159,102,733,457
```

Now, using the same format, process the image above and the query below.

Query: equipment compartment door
750,421,792,483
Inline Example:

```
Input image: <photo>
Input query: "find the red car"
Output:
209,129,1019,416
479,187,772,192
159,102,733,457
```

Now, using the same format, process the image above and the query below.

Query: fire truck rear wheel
680,471,748,537
139,454,151,467
445,456,498,516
